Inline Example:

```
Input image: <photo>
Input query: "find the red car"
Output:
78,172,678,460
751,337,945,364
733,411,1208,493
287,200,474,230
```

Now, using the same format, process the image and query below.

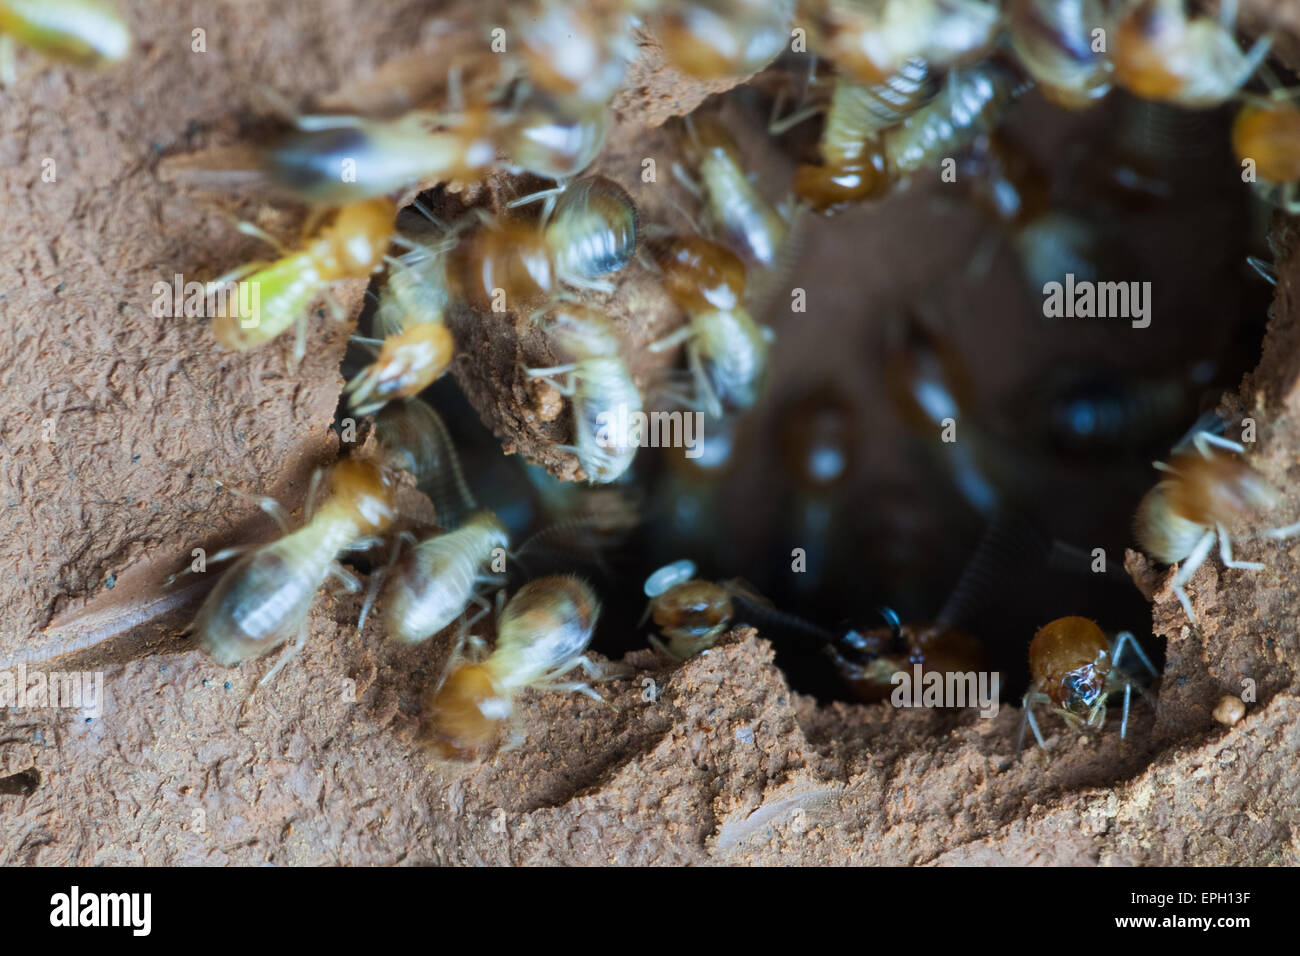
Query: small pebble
1213,695,1245,727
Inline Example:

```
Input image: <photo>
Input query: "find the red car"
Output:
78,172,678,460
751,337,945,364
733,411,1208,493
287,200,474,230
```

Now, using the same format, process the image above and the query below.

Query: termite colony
21,0,1300,760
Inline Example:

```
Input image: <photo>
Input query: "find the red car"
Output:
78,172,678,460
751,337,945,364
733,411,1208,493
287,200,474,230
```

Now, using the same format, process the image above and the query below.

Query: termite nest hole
337,62,1279,710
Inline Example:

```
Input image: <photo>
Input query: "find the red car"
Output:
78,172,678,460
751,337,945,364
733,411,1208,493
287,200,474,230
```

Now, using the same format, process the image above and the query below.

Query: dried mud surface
2,1,1300,866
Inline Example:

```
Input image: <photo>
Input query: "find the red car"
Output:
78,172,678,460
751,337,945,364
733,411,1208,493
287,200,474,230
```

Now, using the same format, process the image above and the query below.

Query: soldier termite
424,575,606,759
1134,427,1293,624
804,0,999,85
642,559,736,660
524,304,644,484
652,0,793,80
648,234,772,417
1007,0,1113,109
190,458,397,688
366,399,509,647
207,198,396,363
345,234,457,416
1017,616,1158,754
830,614,986,703
1112,0,1271,108
0,0,129,85
794,60,1021,214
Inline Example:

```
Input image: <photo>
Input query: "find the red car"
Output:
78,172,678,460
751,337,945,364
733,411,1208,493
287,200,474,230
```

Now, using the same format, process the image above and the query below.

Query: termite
1007,0,1113,108
1112,0,1271,108
649,234,771,417
425,575,605,758
1134,427,1293,623
525,304,644,484
191,458,397,687
653,0,793,80
0,0,129,84
1018,616,1157,753
367,399,509,646
794,60,1020,214
345,235,456,416
1233,90,1300,213
642,559,736,660
208,198,396,363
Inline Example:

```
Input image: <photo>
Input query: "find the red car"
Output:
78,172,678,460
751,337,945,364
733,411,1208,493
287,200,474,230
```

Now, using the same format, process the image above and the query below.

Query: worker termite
675,113,790,270
805,0,999,84
366,399,510,646
1018,616,1157,753
208,198,396,362
1233,91,1300,213
1007,0,1113,109
191,458,397,687
525,304,643,484
1112,0,1271,108
345,236,456,416
0,0,129,85
451,176,638,314
648,234,771,416
498,89,610,183
1134,428,1290,623
424,575,605,759
642,559,736,660
794,60,1020,214
653,0,794,80
261,108,499,205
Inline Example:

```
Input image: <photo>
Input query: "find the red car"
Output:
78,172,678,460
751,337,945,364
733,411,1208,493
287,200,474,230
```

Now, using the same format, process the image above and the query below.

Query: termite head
1135,451,1278,563
346,322,455,414
425,663,509,759
679,112,744,166
1028,616,1110,717
792,151,890,215
314,198,399,279
649,234,747,312
643,560,734,658
1232,101,1300,186
324,458,397,535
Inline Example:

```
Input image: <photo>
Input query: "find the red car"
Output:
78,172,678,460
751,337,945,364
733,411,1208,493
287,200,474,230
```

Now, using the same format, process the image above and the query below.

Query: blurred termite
648,234,772,416
653,0,794,79
345,234,456,416
261,108,499,205
425,575,606,759
366,399,509,647
513,0,633,107
884,310,998,516
1134,427,1297,623
1006,0,1113,108
829,611,986,703
1112,0,1271,108
451,174,638,314
675,113,791,270
498,89,611,182
1018,616,1157,754
525,304,644,484
207,198,396,362
805,0,999,84
1233,90,1300,213
1009,361,1210,460
0,0,129,85
794,60,1020,214
642,559,737,659
190,458,397,688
